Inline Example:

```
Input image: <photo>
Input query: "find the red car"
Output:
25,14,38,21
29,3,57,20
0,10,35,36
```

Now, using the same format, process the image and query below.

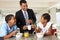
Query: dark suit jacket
15,9,36,33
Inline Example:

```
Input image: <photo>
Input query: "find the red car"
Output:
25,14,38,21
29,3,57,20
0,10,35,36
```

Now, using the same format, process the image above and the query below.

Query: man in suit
15,0,36,34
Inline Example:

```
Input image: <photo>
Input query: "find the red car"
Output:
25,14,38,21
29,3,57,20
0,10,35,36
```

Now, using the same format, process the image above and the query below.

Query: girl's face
40,16,47,24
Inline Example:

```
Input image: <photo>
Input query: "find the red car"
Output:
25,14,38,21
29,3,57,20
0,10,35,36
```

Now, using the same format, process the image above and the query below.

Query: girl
36,13,52,36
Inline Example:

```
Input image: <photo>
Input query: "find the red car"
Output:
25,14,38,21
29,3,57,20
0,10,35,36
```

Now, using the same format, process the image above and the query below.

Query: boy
0,14,17,40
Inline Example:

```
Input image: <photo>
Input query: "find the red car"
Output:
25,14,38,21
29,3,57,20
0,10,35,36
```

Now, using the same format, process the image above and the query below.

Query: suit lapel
27,9,30,19
20,10,26,22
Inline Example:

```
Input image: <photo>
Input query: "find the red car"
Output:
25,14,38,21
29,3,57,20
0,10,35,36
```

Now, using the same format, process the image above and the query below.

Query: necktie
24,11,28,20
24,11,30,25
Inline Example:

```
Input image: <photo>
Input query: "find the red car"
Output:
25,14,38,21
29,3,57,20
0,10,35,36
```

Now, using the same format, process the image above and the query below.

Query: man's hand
26,19,32,24
31,24,36,29
23,25,27,30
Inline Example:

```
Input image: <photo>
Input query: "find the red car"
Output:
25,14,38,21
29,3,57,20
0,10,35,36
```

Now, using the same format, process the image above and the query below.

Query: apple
24,32,29,38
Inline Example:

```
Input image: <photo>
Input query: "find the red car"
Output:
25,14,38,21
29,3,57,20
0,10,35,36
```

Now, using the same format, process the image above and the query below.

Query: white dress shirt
22,10,30,26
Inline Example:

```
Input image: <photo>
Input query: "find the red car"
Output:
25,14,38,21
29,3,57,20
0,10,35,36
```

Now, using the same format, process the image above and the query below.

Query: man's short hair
20,0,27,5
5,14,14,23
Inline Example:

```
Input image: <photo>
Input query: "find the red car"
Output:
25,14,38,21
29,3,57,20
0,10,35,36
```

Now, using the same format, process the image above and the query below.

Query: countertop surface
8,34,59,40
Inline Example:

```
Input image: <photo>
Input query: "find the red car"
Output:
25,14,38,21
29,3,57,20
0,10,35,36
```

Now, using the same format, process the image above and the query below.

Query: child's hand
37,27,42,33
4,38,8,40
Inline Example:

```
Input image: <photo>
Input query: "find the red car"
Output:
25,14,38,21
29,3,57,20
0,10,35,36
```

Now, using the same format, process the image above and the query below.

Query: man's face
20,3,28,11
9,16,16,26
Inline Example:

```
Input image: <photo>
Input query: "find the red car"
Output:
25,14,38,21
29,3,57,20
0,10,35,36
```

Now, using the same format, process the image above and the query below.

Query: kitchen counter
8,34,59,40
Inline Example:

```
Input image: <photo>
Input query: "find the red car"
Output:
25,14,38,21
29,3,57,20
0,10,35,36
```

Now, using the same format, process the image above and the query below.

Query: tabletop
8,34,60,40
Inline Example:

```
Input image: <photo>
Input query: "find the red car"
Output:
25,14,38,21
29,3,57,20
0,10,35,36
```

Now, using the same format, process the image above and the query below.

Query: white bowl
36,33,43,38
16,33,23,38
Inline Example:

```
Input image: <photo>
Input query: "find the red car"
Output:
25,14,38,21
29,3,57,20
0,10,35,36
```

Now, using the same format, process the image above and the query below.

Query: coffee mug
27,25,31,30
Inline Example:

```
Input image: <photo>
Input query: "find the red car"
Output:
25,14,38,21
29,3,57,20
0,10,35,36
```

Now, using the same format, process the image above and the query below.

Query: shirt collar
22,10,27,14
5,22,13,30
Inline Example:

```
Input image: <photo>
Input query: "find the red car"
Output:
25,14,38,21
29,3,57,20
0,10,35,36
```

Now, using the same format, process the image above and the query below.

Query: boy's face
9,16,16,26
41,16,47,24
